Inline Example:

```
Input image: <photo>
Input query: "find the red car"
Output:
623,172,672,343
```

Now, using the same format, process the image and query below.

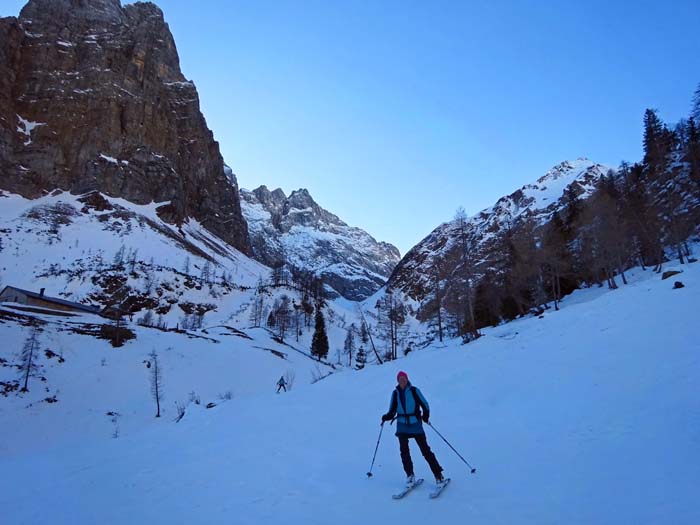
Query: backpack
392,386,425,424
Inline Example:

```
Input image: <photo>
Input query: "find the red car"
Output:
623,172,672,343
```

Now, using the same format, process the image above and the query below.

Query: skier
381,371,446,488
276,375,287,393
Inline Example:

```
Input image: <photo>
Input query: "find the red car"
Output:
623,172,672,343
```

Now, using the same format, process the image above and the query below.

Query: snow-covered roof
0,285,101,314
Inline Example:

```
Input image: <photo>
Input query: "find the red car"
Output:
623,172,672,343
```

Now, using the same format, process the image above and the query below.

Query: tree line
417,83,700,339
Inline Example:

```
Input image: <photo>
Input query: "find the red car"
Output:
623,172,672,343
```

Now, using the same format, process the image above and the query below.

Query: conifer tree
643,108,668,176
563,186,583,239
355,346,367,370
619,163,664,269
691,82,700,122
311,308,329,361
686,118,700,188
359,321,369,346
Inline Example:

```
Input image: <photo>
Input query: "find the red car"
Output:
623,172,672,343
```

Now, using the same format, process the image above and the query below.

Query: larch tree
18,324,41,392
273,295,292,341
148,350,163,418
431,259,444,343
454,207,479,341
540,211,573,310
343,325,356,366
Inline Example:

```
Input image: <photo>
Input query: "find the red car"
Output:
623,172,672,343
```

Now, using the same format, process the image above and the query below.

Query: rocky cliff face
240,185,401,300
0,0,249,254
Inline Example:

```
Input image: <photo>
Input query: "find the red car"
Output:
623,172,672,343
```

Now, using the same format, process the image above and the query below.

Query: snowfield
1,257,698,524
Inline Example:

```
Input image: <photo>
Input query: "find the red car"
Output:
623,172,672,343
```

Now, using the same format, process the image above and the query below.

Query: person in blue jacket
381,371,446,486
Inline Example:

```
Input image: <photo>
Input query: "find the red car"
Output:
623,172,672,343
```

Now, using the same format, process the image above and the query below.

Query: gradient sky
3,1,700,255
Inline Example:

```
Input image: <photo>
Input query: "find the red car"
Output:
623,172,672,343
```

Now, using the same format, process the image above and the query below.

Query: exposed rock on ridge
0,0,249,253
387,158,610,306
240,185,401,301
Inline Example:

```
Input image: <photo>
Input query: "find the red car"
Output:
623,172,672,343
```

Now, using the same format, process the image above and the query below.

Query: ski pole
366,421,385,478
427,422,477,474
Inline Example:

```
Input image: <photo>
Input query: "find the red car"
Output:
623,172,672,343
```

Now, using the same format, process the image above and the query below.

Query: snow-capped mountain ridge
476,157,608,229
240,185,401,301
388,158,611,303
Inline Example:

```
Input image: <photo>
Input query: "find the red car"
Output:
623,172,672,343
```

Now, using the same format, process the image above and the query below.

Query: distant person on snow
276,376,287,393
381,371,446,487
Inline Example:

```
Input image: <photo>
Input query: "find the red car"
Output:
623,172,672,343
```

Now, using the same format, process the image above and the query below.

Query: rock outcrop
0,0,249,253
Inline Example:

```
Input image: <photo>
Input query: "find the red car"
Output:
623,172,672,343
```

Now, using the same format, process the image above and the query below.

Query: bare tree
301,293,314,328
128,248,139,273
540,212,571,310
662,180,695,264
292,300,302,342
137,310,155,327
357,308,383,364
19,324,41,392
343,325,356,366
148,350,163,418
272,295,292,341
432,260,444,343
113,244,126,267
250,279,266,328
375,293,404,360
454,207,480,340
200,261,212,284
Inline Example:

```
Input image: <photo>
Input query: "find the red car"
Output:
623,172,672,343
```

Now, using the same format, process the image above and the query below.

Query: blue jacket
385,382,430,435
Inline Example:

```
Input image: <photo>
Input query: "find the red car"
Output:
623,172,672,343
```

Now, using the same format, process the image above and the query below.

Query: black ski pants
398,433,443,479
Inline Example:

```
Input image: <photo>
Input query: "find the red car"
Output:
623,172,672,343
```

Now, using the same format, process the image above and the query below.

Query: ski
392,478,424,499
429,478,451,499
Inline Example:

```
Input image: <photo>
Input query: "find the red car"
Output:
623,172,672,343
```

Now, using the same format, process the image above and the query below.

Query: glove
381,413,392,423
422,411,430,424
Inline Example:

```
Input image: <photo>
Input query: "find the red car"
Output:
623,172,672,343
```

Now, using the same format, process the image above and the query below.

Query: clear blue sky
4,1,700,255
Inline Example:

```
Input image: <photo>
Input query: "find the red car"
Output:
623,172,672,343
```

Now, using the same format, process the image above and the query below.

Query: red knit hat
397,371,408,381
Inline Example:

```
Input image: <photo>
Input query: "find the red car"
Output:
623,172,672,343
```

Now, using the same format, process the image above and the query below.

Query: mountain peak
536,158,599,185
20,0,125,25
388,158,612,301
240,186,400,300
1,0,250,254
286,188,319,213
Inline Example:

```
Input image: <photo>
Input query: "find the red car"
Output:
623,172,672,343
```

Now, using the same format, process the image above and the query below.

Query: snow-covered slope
240,185,401,301
0,189,266,325
2,255,698,524
0,189,368,447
